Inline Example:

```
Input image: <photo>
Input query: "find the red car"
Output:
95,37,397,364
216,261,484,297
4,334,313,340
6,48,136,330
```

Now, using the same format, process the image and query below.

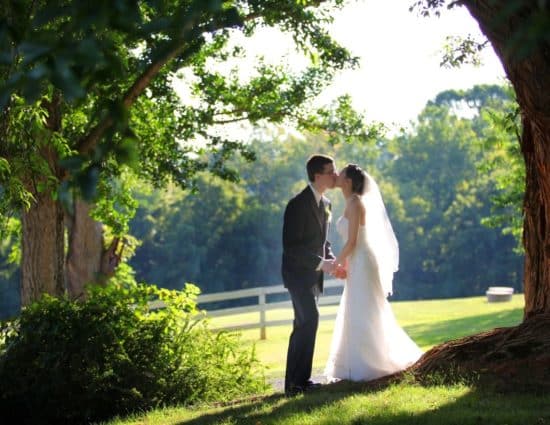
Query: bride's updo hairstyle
345,163,368,195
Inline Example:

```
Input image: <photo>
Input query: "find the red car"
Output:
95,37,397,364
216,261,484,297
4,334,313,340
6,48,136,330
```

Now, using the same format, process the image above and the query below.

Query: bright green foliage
125,87,523,301
430,84,525,252
0,278,267,424
383,84,523,299
476,92,524,253
0,84,525,314
0,217,19,317
0,95,59,212
128,130,381,293
0,0,380,310
0,0,374,212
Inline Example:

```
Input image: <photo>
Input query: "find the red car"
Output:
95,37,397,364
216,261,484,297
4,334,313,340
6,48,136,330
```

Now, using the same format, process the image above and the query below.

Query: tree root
408,313,550,392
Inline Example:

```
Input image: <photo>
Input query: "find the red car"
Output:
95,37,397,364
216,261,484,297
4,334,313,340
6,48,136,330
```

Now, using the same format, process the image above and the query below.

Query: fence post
259,288,266,340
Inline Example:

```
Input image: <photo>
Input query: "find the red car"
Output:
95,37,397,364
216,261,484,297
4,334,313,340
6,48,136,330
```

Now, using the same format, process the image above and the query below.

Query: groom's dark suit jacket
282,186,335,293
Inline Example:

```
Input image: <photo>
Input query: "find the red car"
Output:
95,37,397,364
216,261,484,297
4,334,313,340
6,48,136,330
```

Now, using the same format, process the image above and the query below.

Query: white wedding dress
324,215,423,382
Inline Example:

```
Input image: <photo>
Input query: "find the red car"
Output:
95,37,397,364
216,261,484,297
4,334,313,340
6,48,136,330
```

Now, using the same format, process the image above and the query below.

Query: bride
324,164,423,382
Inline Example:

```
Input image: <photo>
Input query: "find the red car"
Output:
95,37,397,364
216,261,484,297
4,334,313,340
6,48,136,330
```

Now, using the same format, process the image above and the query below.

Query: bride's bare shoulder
351,195,367,221
344,194,364,217
349,194,364,208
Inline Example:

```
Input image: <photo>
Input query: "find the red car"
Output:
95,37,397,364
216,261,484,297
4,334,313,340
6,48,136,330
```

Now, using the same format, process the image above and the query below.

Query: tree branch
241,0,326,23
76,42,187,155
76,9,220,155
212,115,250,125
75,1,330,156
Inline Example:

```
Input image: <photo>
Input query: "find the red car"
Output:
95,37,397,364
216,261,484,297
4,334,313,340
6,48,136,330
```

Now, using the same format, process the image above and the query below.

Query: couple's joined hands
321,260,347,279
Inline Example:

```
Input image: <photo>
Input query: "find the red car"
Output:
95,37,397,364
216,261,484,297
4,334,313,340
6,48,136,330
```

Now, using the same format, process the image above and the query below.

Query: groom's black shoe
305,380,322,391
285,381,322,397
284,385,305,397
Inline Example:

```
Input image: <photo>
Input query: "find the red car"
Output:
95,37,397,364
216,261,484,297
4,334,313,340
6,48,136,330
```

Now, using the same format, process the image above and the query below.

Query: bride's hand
334,263,347,279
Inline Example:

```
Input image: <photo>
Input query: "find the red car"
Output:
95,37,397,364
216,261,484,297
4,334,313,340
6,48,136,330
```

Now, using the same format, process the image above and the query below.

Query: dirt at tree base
406,312,550,393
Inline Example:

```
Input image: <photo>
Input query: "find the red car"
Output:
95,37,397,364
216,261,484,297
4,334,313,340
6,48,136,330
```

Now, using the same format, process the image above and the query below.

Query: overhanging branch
74,1,334,157
76,42,187,155
76,9,245,156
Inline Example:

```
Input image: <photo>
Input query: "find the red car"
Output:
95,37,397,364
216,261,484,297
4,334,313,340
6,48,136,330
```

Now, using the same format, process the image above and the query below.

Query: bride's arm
335,196,364,266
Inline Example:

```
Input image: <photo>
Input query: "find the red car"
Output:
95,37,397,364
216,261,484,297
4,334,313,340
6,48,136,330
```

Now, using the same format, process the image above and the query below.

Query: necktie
319,200,325,218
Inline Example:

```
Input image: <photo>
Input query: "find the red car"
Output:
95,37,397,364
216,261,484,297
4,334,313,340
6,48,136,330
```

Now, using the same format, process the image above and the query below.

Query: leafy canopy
0,0,378,227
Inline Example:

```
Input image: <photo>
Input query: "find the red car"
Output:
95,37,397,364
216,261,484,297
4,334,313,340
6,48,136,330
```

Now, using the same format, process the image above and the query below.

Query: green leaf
19,42,51,65
78,165,101,200
59,155,85,172
0,158,10,177
114,138,139,167
51,57,85,101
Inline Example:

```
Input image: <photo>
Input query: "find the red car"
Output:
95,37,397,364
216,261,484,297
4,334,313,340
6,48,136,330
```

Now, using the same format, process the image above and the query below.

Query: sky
321,0,507,128
175,0,508,139
240,0,508,131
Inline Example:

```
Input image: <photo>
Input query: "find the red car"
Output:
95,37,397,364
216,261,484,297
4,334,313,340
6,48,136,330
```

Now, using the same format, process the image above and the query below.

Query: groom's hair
306,154,334,182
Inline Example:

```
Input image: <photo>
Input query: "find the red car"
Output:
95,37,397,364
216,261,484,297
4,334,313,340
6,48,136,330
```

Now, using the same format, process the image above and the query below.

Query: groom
282,154,337,396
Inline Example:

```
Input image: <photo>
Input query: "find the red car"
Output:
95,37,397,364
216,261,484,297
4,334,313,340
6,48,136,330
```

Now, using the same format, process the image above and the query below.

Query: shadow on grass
173,384,354,425
404,307,523,349
173,378,550,425
169,308,537,424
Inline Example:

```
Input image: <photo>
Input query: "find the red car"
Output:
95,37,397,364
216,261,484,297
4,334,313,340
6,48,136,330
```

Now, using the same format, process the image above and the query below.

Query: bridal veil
361,173,399,297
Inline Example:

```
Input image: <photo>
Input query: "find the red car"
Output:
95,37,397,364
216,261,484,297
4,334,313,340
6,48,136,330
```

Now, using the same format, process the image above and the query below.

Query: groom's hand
320,259,335,274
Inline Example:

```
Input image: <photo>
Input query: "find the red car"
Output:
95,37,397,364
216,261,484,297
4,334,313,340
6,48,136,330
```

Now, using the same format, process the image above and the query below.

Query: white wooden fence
195,279,344,340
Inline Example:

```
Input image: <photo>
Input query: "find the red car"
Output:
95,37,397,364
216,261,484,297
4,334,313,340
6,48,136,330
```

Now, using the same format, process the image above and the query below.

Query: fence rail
151,280,344,340
197,279,343,339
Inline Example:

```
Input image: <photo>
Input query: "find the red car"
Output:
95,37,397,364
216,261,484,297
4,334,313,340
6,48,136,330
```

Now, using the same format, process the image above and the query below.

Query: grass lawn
104,377,550,425
101,294,541,425
208,294,525,379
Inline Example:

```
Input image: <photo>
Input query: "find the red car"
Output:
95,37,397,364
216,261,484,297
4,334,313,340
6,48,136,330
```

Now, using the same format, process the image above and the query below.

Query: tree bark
521,119,550,318
407,1,550,390
20,94,66,306
464,0,550,318
65,198,123,299
411,313,550,392
21,158,65,306
65,199,104,299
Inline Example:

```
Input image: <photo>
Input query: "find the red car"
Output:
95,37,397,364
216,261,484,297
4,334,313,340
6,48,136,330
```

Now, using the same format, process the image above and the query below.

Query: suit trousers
284,284,320,391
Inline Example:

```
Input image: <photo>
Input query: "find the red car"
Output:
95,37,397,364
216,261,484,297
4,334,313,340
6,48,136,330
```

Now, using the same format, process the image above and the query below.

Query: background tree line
0,83,523,317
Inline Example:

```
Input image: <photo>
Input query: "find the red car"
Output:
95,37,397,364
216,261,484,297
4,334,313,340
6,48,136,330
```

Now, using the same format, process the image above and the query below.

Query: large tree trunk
21,159,65,306
521,120,550,317
66,198,123,299
20,93,66,305
65,199,104,299
404,1,550,391
19,89,122,302
464,0,550,318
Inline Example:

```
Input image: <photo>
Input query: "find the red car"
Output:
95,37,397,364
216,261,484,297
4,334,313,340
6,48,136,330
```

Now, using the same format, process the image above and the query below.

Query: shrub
0,281,267,424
